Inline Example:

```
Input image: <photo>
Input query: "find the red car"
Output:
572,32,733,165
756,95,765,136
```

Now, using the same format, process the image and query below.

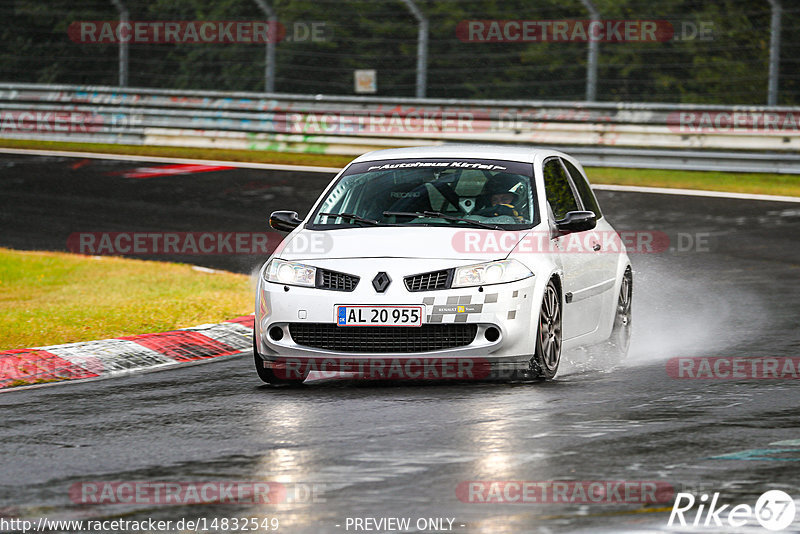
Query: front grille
317,269,359,292
288,323,477,353
404,269,452,292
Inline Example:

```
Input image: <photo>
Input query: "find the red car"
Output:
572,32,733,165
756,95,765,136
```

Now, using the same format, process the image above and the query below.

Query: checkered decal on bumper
421,289,528,324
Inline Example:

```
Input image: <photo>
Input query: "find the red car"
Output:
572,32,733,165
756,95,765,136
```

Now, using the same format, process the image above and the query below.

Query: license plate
336,305,424,327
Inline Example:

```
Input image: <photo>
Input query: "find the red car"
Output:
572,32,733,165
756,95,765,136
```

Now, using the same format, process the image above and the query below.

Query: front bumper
255,265,540,369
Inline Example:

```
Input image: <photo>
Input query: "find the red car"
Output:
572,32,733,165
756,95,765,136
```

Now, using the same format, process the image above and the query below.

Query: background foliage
0,0,797,104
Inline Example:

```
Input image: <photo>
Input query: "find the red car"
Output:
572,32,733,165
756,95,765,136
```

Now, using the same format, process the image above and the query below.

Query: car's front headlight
452,259,533,288
264,258,316,287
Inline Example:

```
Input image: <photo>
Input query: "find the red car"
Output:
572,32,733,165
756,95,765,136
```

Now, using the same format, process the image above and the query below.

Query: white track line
1,146,798,203
0,147,342,173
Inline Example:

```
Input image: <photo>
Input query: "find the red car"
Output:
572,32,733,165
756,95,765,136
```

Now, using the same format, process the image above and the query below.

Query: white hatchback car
254,146,632,384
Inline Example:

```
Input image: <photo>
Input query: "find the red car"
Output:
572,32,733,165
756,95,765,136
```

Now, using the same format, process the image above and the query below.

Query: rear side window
562,159,602,219
542,158,579,220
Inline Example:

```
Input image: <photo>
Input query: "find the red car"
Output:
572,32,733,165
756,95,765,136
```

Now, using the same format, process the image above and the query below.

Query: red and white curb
0,315,254,391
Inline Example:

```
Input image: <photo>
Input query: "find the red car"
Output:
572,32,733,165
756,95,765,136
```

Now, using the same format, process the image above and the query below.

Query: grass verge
0,248,252,350
586,167,800,198
1,138,798,197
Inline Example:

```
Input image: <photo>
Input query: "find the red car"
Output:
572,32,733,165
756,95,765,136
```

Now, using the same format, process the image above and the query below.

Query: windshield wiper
318,212,380,226
383,210,502,230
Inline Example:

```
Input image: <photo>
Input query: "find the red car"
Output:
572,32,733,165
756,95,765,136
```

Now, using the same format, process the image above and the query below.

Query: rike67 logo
669,490,796,531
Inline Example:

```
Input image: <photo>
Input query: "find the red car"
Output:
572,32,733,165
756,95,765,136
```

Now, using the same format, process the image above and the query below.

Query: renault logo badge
372,272,391,293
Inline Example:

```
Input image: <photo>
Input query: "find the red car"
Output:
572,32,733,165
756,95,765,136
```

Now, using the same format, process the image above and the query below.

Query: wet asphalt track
0,153,799,533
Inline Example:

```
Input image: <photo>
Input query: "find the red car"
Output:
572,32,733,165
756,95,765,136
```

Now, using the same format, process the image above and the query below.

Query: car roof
350,144,570,164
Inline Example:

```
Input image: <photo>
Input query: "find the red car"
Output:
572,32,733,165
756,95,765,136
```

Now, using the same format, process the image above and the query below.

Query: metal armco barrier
1,83,799,173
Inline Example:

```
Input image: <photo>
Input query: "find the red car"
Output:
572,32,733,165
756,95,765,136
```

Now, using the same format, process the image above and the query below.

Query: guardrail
1,82,799,173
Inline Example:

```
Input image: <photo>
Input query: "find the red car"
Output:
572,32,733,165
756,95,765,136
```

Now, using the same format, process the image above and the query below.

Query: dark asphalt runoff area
0,153,799,533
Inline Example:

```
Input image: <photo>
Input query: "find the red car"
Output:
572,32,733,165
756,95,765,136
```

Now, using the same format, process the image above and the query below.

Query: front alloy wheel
607,268,633,360
532,280,562,379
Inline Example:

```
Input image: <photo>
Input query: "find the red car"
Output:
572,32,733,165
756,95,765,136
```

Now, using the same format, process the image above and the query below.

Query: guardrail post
767,0,782,106
253,0,277,93
110,0,128,87
580,0,599,102
400,0,428,98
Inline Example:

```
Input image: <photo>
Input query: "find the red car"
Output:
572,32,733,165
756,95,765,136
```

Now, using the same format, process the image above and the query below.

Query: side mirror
556,211,597,234
269,210,303,232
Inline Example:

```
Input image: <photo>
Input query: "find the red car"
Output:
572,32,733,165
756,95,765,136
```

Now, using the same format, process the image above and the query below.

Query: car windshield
310,158,537,229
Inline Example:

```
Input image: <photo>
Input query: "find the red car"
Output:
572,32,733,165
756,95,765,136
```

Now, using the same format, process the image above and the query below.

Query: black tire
531,279,562,379
253,332,307,385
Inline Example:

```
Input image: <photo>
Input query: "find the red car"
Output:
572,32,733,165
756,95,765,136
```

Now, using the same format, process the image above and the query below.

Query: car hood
275,226,535,261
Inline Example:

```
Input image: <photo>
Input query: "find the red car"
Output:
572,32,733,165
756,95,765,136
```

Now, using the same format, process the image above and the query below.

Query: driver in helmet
476,173,524,222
